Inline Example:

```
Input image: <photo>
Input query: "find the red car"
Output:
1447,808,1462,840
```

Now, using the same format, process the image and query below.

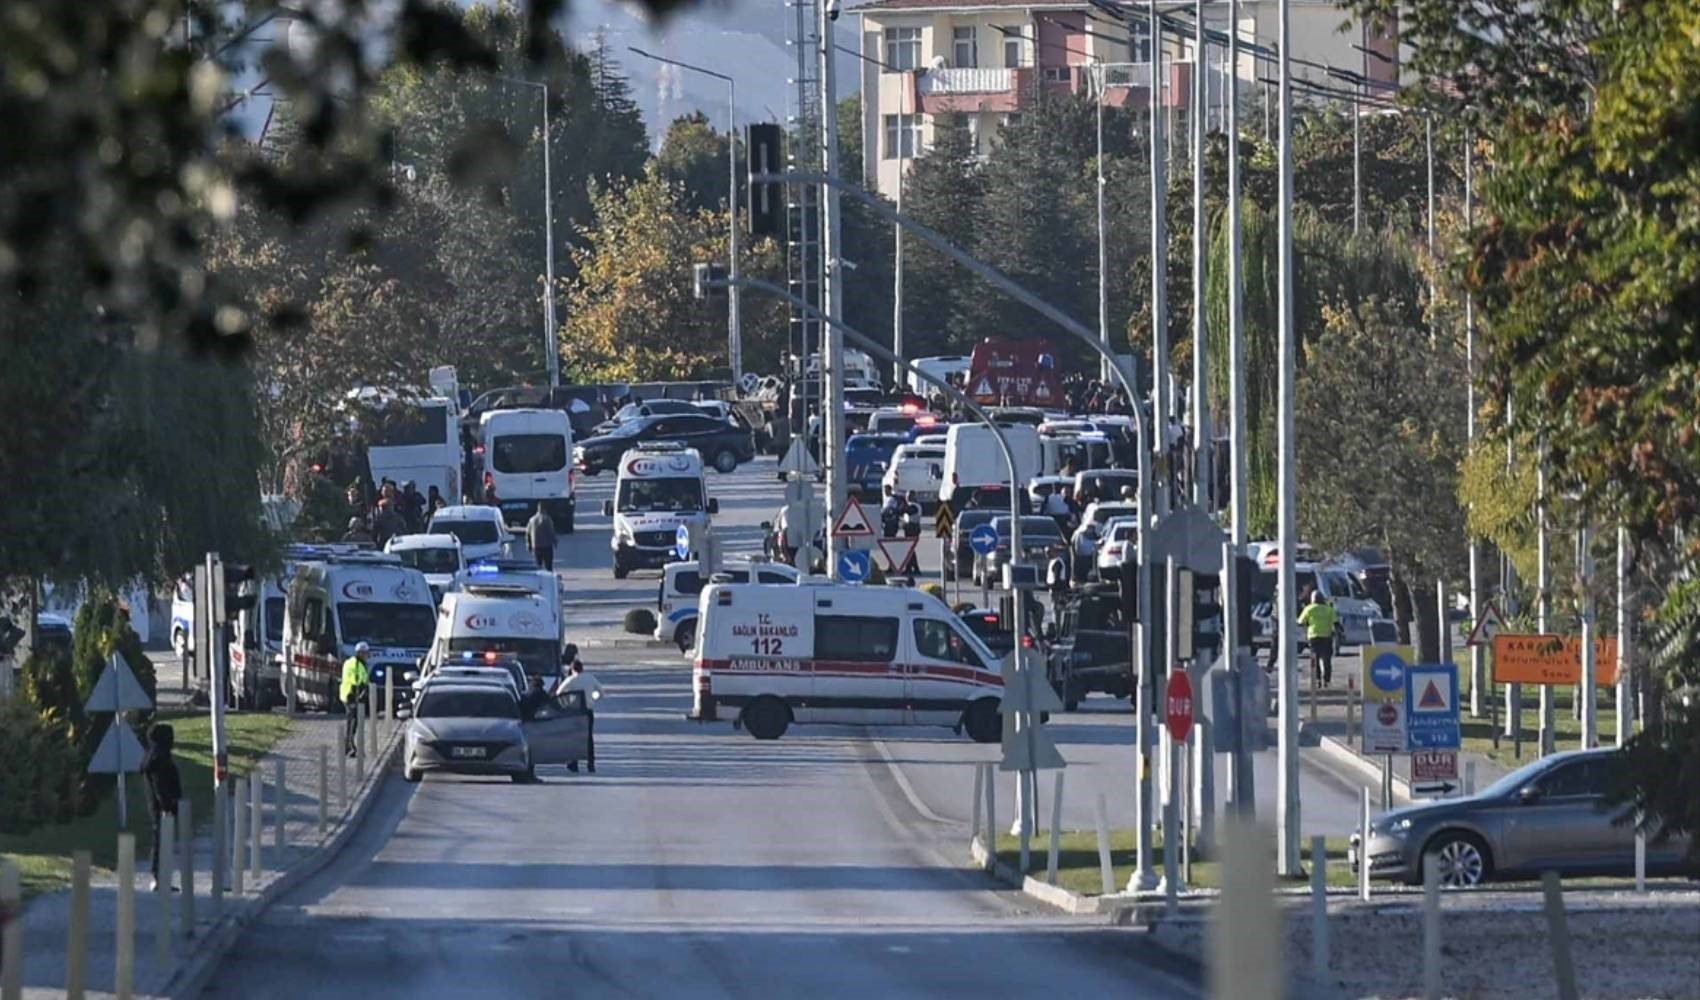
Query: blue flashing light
467,562,500,576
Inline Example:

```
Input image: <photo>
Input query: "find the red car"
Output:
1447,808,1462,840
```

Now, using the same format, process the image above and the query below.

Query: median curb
160,725,405,1000
577,636,674,650
1302,725,1415,807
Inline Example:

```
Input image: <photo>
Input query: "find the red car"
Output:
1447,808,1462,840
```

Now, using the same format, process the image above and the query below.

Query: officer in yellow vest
1297,592,1339,686
341,641,370,757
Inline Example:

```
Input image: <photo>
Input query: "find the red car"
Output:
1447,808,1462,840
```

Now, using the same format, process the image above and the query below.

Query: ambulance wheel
964,698,1001,744
403,766,421,783
674,621,696,653
712,449,739,474
743,697,790,740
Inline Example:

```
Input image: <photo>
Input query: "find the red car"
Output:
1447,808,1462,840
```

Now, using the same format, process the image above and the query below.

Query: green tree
657,113,733,214
899,113,985,359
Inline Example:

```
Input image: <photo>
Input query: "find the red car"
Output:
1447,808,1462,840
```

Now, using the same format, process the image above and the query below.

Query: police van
655,557,801,652
603,442,719,579
281,551,437,712
428,584,564,686
691,583,1004,742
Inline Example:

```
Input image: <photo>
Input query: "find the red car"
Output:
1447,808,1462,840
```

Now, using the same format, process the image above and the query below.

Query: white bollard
319,746,329,834
115,833,135,1000
1,860,23,1000
338,740,349,812
67,851,90,999
210,788,224,915
1358,788,1372,902
1422,851,1441,1000
1207,820,1280,1000
1093,794,1115,896
970,763,984,848
385,671,396,732
1310,835,1329,983
1047,772,1065,886
231,778,246,895
286,666,297,715
273,757,286,852
1635,825,1647,894
177,798,194,938
249,770,262,880
355,717,367,783
1541,871,1580,1000
155,811,174,967
1464,760,1477,797
366,681,378,760
983,764,996,864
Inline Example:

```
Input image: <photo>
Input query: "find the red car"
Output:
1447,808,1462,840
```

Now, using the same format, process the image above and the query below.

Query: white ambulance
427,584,564,686
602,442,719,578
229,543,330,710
691,582,1004,742
281,551,437,712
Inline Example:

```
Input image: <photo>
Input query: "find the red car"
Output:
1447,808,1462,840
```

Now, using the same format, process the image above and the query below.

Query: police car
691,582,1003,742
655,557,801,652
602,442,719,579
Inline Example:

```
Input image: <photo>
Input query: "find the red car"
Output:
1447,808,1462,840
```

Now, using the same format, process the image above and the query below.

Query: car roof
432,505,501,522
417,681,517,698
386,533,460,551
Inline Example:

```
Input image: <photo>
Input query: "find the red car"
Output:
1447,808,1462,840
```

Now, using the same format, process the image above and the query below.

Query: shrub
0,695,83,832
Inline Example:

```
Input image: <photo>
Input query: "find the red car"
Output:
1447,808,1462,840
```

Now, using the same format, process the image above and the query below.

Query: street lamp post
494,75,559,387
629,48,742,382
1276,0,1302,877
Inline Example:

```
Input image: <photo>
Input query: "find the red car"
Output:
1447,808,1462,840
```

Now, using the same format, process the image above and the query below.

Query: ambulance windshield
617,477,704,513
337,603,436,648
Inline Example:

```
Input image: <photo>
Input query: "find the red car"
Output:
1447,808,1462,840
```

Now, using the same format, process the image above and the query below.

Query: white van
428,584,564,685
450,560,564,640
691,582,1004,741
881,442,945,510
655,558,801,651
941,423,1041,511
1039,430,1112,477
281,552,438,712
427,505,513,563
479,408,577,532
906,355,972,394
602,442,719,579
228,546,323,709
384,533,464,604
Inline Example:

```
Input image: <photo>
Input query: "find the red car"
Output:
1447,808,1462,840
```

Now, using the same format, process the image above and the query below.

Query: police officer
1298,591,1339,686
341,641,370,757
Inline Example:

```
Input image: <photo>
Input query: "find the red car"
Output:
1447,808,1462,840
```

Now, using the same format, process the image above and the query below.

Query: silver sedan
403,682,588,783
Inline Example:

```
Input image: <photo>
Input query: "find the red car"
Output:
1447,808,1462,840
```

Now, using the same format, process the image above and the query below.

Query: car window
1538,759,1607,798
674,570,704,595
815,615,899,663
415,688,519,719
757,571,795,585
913,619,986,669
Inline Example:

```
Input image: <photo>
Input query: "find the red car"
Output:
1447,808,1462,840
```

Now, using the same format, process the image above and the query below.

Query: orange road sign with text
1490,633,1618,686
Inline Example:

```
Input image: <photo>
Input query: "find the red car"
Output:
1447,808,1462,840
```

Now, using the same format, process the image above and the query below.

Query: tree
657,113,733,214
898,113,985,360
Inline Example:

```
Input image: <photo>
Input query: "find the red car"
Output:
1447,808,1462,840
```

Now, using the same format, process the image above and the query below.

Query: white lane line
870,737,952,825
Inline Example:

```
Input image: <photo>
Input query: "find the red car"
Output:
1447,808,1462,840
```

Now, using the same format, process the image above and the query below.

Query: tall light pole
1224,0,1252,818
495,75,559,387
1275,0,1302,877
1095,58,1110,383
629,48,743,382
1149,0,1170,518
819,0,847,578
1190,0,1210,509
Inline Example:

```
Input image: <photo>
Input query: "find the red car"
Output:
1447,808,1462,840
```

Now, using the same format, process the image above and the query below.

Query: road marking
869,737,952,825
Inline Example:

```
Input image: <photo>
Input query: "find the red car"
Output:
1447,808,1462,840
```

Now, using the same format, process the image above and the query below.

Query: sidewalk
14,708,402,998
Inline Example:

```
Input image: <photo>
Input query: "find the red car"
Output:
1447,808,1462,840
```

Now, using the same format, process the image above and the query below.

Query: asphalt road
198,456,1371,997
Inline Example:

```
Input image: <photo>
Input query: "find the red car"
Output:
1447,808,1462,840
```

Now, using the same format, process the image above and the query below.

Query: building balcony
908,61,1191,115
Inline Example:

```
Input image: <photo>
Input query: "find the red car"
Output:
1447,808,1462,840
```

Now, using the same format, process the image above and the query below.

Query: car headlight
614,523,633,542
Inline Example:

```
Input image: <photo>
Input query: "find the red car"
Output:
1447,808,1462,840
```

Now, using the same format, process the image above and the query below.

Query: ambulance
229,543,326,710
602,442,719,579
690,582,1004,742
427,584,565,685
281,551,437,712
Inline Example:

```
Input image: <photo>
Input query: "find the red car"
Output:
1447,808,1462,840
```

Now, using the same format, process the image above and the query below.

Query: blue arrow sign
1404,662,1460,750
837,549,871,583
1369,651,1405,694
674,524,692,561
969,523,999,557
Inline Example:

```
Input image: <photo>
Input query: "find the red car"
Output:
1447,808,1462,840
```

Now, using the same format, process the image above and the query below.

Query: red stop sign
1165,670,1194,743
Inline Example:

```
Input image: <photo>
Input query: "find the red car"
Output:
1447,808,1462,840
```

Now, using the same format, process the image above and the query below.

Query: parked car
575,413,755,475
1350,748,1695,887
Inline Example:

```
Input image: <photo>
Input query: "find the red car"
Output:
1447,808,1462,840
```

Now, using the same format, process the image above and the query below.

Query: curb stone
1301,725,1415,806
160,726,405,999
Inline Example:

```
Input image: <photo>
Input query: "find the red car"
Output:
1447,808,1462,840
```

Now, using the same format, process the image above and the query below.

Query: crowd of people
340,478,446,547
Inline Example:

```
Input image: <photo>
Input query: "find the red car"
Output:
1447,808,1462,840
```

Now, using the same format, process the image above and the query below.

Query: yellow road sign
933,500,955,539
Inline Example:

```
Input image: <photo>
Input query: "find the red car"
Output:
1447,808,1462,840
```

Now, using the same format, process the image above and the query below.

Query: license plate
501,501,528,510
451,746,486,759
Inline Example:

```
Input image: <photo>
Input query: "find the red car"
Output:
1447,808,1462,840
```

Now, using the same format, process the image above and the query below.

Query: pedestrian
526,506,557,572
341,516,373,545
1041,483,1070,532
141,722,182,891
371,498,404,547
400,480,426,532
481,472,500,507
556,645,602,774
426,484,447,514
1298,591,1339,686
341,641,370,757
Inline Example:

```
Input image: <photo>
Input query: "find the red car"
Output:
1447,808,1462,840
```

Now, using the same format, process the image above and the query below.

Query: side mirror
1518,785,1543,805
707,498,720,514
602,500,614,517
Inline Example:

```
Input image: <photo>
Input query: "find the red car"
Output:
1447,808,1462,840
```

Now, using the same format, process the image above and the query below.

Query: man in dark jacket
525,507,558,572
142,723,182,891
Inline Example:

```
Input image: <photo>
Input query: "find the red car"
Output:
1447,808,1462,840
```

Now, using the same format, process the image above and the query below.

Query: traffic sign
1360,644,1411,755
674,524,692,561
87,719,145,774
831,496,875,538
836,549,871,583
1465,599,1506,646
878,535,919,574
1000,649,1065,772
1411,750,1459,795
968,522,999,556
1404,662,1460,750
1165,670,1195,743
1490,633,1619,686
933,500,955,539
84,655,155,714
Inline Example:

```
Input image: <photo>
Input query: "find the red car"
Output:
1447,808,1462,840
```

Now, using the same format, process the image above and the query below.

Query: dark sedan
980,516,1070,585
1351,748,1695,887
574,414,756,475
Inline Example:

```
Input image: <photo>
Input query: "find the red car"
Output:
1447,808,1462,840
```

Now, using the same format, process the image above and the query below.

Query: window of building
884,27,922,71
815,615,899,662
883,113,922,160
1042,65,1072,84
952,26,978,68
1002,28,1022,68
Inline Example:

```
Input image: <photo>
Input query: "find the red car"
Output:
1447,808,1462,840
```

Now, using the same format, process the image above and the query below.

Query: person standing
341,641,370,757
141,722,181,891
556,645,602,774
526,507,557,572
1298,591,1340,686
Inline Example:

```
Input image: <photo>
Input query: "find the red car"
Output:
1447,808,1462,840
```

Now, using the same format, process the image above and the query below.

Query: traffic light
1192,572,1224,658
223,563,257,616
747,123,785,239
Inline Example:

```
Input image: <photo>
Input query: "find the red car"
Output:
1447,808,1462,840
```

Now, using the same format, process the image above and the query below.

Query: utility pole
1579,523,1597,748
1464,130,1483,717
1538,448,1554,755
1616,526,1632,747
1275,0,1302,877
1095,60,1110,383
1190,0,1210,509
728,75,743,382
1224,0,1252,818
1149,0,1170,518
894,95,905,386
539,84,560,387
819,1,846,578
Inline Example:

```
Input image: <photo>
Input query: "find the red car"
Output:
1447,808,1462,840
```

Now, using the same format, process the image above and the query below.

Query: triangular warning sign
1419,679,1446,709
1465,600,1506,646
831,496,875,538
974,377,995,397
878,535,919,573
84,656,154,713
87,718,146,774
1034,382,1052,401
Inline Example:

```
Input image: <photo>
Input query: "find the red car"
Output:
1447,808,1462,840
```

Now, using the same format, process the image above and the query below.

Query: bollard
366,681,378,760
1464,760,1477,797
1358,788,1372,901
115,833,135,1000
1207,820,1280,1000
273,756,286,852
155,811,174,968
1308,668,1318,723
210,787,224,915
319,745,329,834
1046,772,1065,887
1635,824,1647,894
1310,836,1330,983
67,851,91,999
1541,871,1580,1000
1346,675,1357,743
970,764,984,847
249,769,262,880
177,798,194,938
355,716,367,783
231,778,246,895
385,670,396,732
1,860,22,1000
286,666,297,715
1093,794,1116,896
338,739,349,813
1422,851,1441,1000
984,765,996,864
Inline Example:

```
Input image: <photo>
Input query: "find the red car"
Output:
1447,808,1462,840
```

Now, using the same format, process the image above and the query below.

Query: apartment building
856,0,1399,197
